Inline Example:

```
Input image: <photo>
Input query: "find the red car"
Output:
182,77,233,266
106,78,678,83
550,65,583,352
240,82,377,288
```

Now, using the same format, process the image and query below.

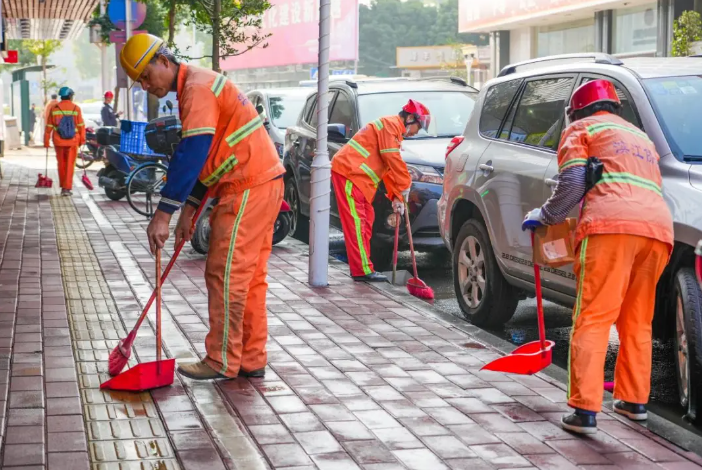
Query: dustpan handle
531,231,547,350
156,248,162,363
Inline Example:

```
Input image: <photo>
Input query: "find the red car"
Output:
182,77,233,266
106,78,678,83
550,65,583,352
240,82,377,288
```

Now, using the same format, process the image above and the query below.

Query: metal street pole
125,0,133,120
309,0,331,287
100,0,109,94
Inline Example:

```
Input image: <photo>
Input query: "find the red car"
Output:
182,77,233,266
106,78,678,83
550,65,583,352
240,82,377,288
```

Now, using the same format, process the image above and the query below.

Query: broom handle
404,202,419,279
531,231,547,351
392,212,399,284
45,148,49,175
156,248,162,364
131,192,211,333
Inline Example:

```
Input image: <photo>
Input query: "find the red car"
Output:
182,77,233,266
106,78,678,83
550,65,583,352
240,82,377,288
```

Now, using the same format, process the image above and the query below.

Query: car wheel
190,207,212,255
285,175,308,242
453,219,518,327
370,239,393,272
674,267,702,422
104,170,126,201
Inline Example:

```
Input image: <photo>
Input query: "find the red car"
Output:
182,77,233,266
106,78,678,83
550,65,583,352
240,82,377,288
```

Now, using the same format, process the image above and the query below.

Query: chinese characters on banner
222,0,358,70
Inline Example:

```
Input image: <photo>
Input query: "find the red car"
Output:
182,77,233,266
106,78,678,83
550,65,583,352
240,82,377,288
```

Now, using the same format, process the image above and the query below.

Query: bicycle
125,161,168,218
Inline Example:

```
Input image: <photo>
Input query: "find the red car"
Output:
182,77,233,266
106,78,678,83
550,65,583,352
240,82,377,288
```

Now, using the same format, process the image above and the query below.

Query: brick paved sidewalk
1,158,702,469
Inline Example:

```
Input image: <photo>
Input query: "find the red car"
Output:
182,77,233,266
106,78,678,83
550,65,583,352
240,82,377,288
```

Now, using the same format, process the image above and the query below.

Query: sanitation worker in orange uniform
120,34,284,380
44,87,85,196
331,100,429,282
523,79,673,434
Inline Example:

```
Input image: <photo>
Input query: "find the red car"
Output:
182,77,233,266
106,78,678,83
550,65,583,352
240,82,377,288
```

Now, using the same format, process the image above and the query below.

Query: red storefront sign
222,0,358,71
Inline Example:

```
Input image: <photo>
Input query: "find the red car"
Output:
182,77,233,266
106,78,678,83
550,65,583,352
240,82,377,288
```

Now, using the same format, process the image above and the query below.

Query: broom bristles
108,338,132,376
407,279,435,300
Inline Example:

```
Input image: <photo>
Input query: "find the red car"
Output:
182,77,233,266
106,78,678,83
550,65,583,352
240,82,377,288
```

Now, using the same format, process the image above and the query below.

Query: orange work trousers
568,233,669,412
203,177,283,377
55,145,77,190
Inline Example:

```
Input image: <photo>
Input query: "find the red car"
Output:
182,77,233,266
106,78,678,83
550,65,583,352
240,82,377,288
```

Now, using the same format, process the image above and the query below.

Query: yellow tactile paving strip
51,196,182,470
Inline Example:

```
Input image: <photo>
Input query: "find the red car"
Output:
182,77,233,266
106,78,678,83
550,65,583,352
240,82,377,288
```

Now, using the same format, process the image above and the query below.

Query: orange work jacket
558,111,673,249
331,115,412,203
43,100,86,147
176,64,284,196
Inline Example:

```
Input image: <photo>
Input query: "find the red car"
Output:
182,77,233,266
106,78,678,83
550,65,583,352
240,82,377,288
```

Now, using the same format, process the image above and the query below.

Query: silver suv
439,54,702,422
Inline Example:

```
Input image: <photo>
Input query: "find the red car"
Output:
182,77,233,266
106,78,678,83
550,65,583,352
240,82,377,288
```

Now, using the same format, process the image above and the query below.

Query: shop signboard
396,46,464,70
222,0,359,70
459,0,621,32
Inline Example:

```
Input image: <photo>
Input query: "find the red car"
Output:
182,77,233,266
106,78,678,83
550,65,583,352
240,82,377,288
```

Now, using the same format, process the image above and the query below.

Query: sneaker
61,189,69,196
239,368,266,378
353,272,388,283
177,360,231,380
613,400,648,421
561,411,597,435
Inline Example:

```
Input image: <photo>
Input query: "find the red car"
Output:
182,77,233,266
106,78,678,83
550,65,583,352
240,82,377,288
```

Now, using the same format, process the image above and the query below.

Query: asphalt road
325,231,699,436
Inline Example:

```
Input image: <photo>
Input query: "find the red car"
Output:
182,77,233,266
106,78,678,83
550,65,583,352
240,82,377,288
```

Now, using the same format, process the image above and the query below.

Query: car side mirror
166,100,174,114
328,123,347,143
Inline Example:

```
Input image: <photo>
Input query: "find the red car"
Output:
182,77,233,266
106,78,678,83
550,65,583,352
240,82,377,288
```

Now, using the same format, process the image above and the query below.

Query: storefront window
537,19,595,57
613,4,658,55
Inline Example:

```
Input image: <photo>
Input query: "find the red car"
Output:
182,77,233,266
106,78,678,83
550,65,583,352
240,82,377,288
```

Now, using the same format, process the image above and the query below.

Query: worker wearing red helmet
101,91,121,127
523,79,673,434
331,100,430,282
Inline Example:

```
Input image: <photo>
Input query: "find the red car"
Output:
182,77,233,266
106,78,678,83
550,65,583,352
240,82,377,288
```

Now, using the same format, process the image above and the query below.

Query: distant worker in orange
331,100,430,282
44,87,85,196
522,79,673,434
120,34,284,380
43,93,59,128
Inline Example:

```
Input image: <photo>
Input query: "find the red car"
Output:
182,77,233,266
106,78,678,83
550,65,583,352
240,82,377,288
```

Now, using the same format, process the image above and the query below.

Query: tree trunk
167,0,177,46
113,86,121,118
42,55,47,105
212,0,221,72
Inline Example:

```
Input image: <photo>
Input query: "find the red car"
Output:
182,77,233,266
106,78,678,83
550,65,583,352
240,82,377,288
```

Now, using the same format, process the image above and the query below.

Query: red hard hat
567,79,620,118
104,91,114,99
402,99,431,131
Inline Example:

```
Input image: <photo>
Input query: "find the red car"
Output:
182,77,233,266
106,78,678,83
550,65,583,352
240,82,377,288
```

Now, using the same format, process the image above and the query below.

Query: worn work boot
613,400,648,421
353,272,388,283
177,361,230,380
561,411,597,435
239,368,266,378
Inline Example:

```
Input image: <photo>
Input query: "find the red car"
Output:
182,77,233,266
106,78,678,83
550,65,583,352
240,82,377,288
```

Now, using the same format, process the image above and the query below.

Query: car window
302,95,316,126
506,77,574,149
357,91,476,139
328,92,354,134
580,77,642,129
479,79,522,139
268,94,307,129
307,92,335,129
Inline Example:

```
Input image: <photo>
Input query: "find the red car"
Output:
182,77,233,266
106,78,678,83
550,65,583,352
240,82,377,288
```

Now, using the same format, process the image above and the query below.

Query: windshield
80,103,103,115
268,95,307,129
358,91,476,138
644,76,702,162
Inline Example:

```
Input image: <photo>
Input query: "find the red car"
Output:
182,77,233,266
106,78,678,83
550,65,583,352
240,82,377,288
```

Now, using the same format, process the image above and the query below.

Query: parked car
285,77,478,269
247,88,311,158
440,53,702,422
79,101,104,129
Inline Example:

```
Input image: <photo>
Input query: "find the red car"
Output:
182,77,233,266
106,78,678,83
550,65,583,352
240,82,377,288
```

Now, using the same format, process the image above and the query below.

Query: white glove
401,189,410,201
392,198,405,216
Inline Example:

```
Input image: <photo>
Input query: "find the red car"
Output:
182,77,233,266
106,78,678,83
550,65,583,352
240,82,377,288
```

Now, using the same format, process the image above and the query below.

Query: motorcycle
76,126,118,169
190,197,292,254
96,145,165,202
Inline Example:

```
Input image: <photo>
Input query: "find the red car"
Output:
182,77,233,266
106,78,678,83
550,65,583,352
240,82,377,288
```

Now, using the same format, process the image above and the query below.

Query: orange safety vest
331,115,412,203
558,111,673,249
43,100,85,148
176,64,284,196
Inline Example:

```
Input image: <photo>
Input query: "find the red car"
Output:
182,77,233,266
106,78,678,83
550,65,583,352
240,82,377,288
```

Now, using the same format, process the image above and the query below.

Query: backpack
54,105,77,139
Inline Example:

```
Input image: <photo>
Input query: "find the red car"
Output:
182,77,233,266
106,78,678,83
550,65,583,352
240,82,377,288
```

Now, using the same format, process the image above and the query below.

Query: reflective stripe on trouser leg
613,237,669,405
204,181,280,377
240,178,284,373
567,234,640,413
331,172,373,277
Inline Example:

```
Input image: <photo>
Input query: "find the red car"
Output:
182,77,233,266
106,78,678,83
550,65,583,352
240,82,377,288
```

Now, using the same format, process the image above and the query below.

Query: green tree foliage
74,30,101,81
359,0,488,77
89,0,168,45
673,10,702,57
24,40,63,105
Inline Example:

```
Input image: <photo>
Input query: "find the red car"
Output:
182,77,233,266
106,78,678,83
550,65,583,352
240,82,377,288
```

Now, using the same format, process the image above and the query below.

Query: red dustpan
101,248,175,391
481,232,555,375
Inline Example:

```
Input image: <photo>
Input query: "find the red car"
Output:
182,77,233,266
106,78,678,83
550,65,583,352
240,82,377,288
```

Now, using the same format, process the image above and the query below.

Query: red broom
108,192,210,376
35,148,53,188
79,147,94,190
404,202,434,300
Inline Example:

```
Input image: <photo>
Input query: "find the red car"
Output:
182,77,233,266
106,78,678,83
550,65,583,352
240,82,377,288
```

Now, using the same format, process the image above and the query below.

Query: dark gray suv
439,54,702,422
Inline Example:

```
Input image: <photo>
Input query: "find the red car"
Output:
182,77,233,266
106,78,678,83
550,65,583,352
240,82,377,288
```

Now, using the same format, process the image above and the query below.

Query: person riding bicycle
522,79,673,434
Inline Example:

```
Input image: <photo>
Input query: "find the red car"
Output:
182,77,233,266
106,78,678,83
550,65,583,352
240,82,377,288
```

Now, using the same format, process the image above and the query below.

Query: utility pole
309,0,331,287
100,0,109,94
125,0,133,120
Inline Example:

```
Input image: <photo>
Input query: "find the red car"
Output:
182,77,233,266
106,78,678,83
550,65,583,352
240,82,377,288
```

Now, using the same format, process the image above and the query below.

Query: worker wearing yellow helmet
120,34,285,380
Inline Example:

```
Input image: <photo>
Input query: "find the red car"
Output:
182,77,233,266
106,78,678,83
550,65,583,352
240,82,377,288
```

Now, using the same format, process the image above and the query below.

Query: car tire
190,207,212,255
673,267,702,423
370,239,393,272
285,175,308,242
104,170,126,201
272,213,291,246
453,219,518,327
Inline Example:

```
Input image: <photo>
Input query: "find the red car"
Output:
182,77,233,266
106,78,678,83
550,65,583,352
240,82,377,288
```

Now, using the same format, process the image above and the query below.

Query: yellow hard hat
120,33,164,82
